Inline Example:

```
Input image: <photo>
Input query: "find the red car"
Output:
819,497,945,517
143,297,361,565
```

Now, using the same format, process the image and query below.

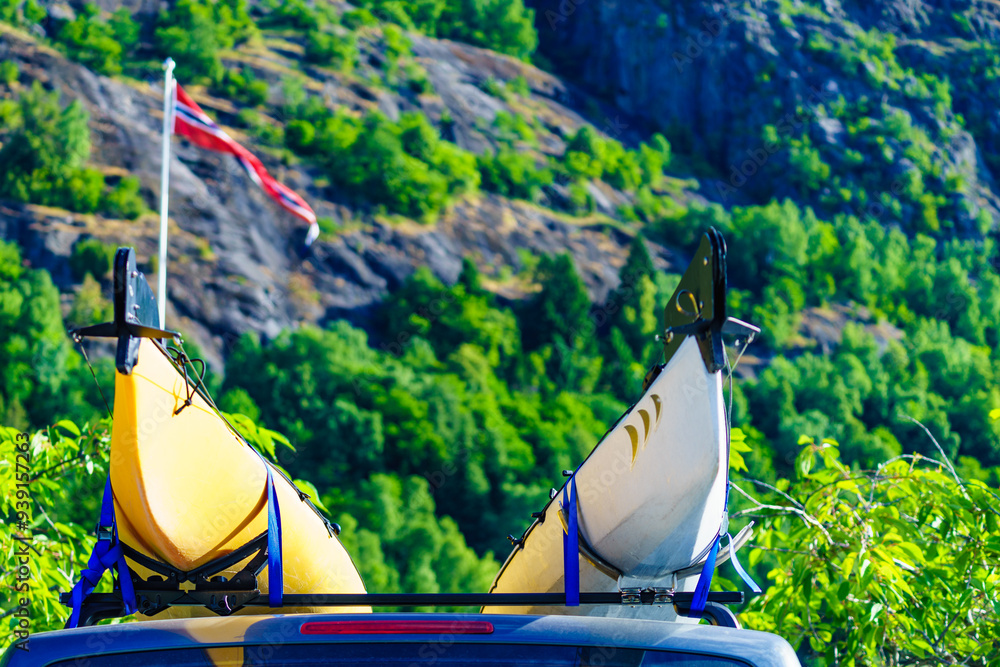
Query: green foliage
212,68,270,107
308,110,478,221
305,28,358,72
1,422,115,641
285,119,316,152
519,254,602,394
355,0,537,60
154,0,255,81
69,239,115,281
0,0,44,26
221,309,617,554
556,126,671,192
52,3,124,76
0,241,109,429
101,176,145,220
108,8,140,52
0,82,110,214
259,0,333,31
738,438,1000,665
155,1,222,82
336,474,499,603
0,59,19,87
477,149,552,200
66,274,112,329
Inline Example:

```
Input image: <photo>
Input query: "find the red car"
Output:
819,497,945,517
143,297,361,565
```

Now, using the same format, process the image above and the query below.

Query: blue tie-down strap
561,476,580,607
688,533,721,618
265,464,284,607
66,478,137,628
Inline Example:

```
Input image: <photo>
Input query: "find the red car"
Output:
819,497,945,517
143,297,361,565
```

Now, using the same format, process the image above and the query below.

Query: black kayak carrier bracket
69,247,180,374
661,228,761,373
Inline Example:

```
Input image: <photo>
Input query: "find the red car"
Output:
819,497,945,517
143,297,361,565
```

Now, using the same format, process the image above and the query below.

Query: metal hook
675,289,701,319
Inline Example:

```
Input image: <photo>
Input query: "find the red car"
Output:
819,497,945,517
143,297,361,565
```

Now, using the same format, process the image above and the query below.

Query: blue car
2,613,800,667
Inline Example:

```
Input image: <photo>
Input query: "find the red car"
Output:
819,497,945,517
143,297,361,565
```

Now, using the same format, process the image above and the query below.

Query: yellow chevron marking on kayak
625,424,640,466
651,394,663,428
638,409,651,443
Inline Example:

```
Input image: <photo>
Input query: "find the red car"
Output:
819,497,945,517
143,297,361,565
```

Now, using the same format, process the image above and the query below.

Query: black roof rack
61,590,745,630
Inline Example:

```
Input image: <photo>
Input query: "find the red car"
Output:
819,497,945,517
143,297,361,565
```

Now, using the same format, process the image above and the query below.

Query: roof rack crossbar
61,590,744,620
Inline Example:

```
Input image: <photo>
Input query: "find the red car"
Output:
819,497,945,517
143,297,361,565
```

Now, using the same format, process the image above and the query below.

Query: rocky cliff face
0,17,681,368
4,0,997,368
529,0,1000,233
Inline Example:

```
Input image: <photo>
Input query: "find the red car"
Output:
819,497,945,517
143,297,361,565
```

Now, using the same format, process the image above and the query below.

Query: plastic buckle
95,526,113,542
720,511,729,537
620,588,641,606
652,588,672,606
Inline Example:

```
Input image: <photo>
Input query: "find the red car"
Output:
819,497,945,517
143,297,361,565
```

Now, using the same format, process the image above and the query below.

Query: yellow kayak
66,247,369,620
109,337,368,618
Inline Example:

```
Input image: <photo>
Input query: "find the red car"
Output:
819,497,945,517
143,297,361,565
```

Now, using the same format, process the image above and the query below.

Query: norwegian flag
172,83,319,247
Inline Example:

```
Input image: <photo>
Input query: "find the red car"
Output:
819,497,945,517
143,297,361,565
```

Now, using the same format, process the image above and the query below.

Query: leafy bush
212,68,270,107
66,273,113,329
353,0,537,60
154,0,224,82
0,60,18,86
477,149,551,200
285,119,316,152
556,126,670,191
155,0,255,82
305,29,358,72
50,4,141,76
0,0,44,26
738,437,1000,664
0,241,109,429
108,7,140,51
341,8,379,30
311,110,478,220
101,176,145,220
0,82,109,213
69,238,116,281
259,0,330,31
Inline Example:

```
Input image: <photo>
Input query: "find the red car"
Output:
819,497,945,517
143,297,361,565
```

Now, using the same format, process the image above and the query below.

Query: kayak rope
561,475,580,606
689,339,761,618
72,333,112,419
65,478,137,628
167,345,207,416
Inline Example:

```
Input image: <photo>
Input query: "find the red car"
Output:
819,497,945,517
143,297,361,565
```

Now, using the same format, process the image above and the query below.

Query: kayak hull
111,339,368,618
484,337,727,619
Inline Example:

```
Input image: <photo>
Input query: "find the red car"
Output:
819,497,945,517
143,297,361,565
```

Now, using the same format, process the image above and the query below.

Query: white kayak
484,229,757,621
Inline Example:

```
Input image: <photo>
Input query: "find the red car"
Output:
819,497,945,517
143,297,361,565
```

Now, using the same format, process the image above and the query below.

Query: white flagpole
157,57,176,329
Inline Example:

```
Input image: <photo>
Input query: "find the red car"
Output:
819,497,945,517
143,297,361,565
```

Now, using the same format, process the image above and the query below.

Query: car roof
2,613,799,667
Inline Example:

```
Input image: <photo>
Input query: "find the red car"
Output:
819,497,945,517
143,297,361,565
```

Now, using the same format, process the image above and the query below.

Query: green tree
69,239,115,281
154,0,224,82
0,241,105,429
0,82,106,214
54,3,123,75
737,438,1000,665
101,176,145,220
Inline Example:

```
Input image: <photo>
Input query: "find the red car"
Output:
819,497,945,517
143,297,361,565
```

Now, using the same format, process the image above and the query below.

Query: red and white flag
172,84,319,247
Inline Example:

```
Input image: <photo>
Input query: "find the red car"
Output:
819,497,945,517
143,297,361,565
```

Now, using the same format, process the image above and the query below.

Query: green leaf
54,420,81,437
293,478,329,513
795,446,815,478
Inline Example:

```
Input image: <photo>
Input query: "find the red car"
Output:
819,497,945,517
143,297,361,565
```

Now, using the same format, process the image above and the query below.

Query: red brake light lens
300,620,495,635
